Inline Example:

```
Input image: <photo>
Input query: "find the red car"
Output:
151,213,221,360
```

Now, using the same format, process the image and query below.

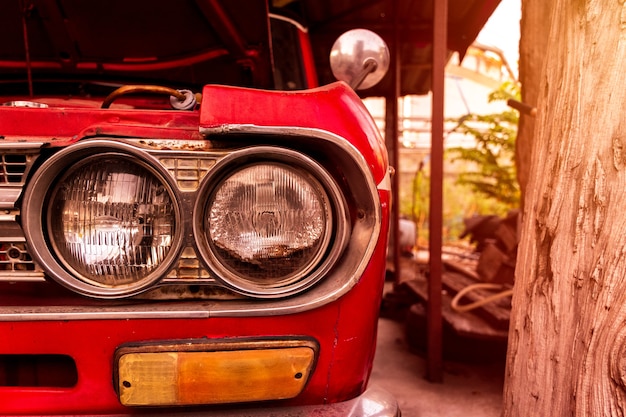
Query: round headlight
196,148,350,297
22,141,182,298
48,156,176,286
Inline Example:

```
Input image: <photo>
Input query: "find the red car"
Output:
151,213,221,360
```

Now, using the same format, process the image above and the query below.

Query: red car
0,1,397,415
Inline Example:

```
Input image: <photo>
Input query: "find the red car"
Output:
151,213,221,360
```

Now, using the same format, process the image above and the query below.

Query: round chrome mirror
330,29,390,90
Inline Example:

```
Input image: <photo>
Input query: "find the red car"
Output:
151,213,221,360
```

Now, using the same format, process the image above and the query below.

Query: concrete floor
370,317,505,416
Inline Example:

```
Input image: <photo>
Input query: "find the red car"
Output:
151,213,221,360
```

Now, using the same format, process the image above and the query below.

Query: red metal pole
427,0,446,383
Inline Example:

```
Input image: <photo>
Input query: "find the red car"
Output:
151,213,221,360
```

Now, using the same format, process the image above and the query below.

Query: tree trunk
503,0,626,415
515,0,552,201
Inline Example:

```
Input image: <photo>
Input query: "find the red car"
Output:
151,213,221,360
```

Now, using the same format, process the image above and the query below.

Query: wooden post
427,0,447,383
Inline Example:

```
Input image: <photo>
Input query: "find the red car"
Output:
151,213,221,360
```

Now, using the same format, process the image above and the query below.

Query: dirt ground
370,316,505,416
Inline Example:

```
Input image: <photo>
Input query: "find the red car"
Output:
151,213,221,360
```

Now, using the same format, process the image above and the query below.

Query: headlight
49,156,175,286
195,147,350,297
22,141,182,298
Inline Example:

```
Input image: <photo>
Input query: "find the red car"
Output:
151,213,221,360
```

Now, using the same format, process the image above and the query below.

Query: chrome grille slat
0,146,41,208
159,156,217,191
0,213,40,277
1,154,27,183
0,147,41,186
0,243,36,271
165,247,213,281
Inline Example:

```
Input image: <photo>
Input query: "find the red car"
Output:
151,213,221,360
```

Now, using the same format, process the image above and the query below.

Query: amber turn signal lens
117,346,315,406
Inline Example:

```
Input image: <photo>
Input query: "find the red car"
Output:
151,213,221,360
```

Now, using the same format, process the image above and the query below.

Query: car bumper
7,385,400,417
198,385,402,417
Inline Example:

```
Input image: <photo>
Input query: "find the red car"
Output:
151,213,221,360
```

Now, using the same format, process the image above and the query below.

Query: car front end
0,1,397,415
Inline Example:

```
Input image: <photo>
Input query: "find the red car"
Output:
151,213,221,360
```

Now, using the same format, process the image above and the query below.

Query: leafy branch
447,82,520,210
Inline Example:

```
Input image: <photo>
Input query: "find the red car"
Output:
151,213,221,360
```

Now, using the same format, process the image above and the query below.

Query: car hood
0,0,274,92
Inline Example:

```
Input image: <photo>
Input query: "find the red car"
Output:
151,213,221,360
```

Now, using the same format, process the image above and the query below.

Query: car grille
0,243,37,272
159,157,216,191
0,153,34,184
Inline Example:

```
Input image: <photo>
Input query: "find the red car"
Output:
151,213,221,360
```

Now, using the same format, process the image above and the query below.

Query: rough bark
503,0,626,415
515,0,552,201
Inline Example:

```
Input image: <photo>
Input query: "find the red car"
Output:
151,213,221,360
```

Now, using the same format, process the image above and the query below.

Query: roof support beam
389,0,401,300
427,0,446,384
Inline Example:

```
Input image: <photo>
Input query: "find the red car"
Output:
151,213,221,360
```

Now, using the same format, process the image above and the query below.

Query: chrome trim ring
194,146,350,298
21,140,184,298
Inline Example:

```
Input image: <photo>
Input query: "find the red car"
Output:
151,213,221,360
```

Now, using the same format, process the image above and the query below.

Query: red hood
0,0,274,92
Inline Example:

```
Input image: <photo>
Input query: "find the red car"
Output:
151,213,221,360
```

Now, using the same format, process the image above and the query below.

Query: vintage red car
0,1,397,415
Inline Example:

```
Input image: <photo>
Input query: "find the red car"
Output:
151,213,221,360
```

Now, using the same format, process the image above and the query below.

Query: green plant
402,162,506,245
446,82,520,211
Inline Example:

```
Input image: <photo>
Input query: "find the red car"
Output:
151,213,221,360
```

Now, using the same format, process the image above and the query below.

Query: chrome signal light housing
194,147,350,298
21,141,184,298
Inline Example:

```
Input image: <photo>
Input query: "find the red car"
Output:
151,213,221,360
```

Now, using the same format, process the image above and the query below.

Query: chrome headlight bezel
21,141,184,298
18,133,375,307
193,146,351,298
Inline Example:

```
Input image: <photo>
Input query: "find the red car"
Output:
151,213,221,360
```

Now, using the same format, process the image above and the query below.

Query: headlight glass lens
206,163,331,289
48,156,176,287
